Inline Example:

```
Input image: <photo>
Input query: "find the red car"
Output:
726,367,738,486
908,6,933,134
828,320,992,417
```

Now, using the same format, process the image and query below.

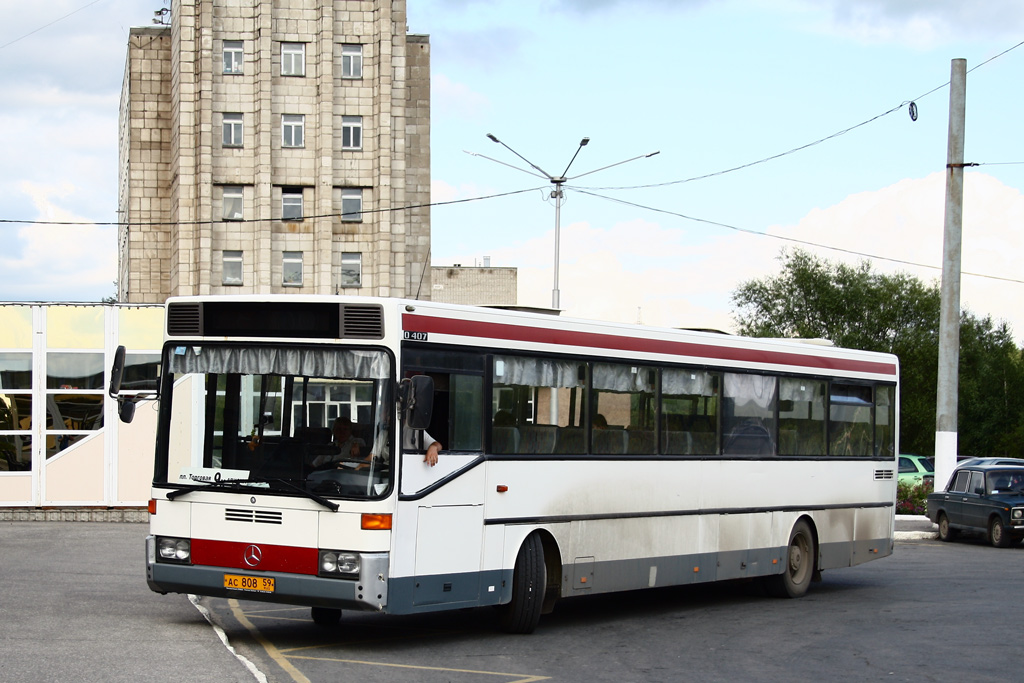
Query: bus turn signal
361,513,392,530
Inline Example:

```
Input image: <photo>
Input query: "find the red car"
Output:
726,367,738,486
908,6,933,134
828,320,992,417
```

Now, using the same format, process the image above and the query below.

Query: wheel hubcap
789,535,808,575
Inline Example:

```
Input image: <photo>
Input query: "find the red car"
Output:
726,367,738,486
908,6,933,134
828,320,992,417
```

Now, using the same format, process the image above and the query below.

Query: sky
2,0,1024,339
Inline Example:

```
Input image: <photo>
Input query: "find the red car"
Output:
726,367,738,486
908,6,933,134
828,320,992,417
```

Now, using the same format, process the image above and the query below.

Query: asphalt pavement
1,522,257,683
2,516,938,683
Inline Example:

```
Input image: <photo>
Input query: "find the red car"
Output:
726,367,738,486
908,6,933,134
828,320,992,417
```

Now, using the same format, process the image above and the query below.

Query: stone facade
118,0,431,303
430,265,518,306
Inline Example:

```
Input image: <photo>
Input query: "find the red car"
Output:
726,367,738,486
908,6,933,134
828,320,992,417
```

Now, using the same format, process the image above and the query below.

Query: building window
45,352,105,459
283,251,303,286
223,40,243,74
340,252,361,287
340,188,363,222
0,351,32,471
223,113,243,148
282,114,304,148
341,44,362,78
341,116,362,150
282,189,303,221
222,186,243,220
281,42,305,76
223,250,243,286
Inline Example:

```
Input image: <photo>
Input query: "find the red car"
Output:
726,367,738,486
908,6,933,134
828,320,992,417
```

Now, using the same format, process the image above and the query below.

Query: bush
896,480,932,515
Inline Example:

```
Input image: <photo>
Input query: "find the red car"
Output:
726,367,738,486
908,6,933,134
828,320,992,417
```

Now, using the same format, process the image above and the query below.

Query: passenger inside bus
310,417,364,468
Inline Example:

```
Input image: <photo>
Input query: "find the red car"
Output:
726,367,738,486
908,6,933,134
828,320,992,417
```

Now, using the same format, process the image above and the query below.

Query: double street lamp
469,135,659,310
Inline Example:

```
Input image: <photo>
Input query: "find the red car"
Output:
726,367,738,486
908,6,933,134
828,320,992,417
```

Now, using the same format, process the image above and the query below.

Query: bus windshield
156,344,393,501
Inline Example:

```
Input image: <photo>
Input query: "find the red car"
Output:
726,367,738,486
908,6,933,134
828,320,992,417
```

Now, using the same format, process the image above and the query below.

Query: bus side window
662,369,719,455
410,371,483,453
778,378,826,456
492,355,585,455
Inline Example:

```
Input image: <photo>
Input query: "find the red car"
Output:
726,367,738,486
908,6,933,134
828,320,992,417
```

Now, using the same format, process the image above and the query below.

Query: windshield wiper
162,476,339,511
164,479,265,500
255,476,339,512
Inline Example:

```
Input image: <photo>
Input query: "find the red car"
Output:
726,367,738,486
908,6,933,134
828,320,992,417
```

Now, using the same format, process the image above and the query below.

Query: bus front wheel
311,606,341,626
766,519,815,599
499,532,546,634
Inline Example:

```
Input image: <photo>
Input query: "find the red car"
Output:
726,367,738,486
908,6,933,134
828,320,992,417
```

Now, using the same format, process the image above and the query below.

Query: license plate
223,573,275,593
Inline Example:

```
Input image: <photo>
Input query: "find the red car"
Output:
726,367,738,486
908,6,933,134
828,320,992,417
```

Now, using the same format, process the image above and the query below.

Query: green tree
731,248,1024,457
958,316,1024,458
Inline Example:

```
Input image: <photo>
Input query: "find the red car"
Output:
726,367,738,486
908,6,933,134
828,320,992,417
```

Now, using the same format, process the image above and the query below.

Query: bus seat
663,430,693,455
293,427,332,445
518,425,557,454
493,426,520,454
625,429,655,455
554,427,585,454
723,420,774,455
593,428,628,455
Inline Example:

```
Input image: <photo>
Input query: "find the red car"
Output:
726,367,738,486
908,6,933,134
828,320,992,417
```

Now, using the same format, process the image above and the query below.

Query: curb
895,514,938,541
0,508,149,523
895,530,938,541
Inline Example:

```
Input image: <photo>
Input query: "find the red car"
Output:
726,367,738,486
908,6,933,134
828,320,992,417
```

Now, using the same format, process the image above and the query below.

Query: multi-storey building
118,0,431,303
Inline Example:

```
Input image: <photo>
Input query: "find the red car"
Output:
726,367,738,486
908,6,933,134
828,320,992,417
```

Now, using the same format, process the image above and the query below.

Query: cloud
548,0,709,13
810,0,1024,46
427,26,532,73
459,172,1024,341
0,182,117,301
432,74,491,120
771,172,1024,335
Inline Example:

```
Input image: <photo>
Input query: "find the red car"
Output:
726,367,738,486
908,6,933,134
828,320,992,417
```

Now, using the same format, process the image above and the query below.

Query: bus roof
164,295,899,381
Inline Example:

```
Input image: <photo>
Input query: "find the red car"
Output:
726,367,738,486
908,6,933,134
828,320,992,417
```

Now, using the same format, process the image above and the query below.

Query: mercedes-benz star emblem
243,544,262,567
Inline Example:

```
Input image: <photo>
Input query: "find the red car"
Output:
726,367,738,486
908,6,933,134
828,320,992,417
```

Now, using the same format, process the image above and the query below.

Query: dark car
927,464,1024,547
955,457,1024,469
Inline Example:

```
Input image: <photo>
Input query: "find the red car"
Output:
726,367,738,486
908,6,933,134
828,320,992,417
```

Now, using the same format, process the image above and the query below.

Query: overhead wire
0,0,106,50
1,35,1022,290
570,185,1024,286
578,38,1024,193
0,187,545,228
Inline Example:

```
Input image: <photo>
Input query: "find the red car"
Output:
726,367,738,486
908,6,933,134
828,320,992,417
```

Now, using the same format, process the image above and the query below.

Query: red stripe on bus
191,538,319,575
402,314,897,377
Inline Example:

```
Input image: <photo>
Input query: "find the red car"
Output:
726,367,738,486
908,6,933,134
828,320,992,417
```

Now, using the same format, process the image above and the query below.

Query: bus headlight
319,550,360,578
157,536,191,563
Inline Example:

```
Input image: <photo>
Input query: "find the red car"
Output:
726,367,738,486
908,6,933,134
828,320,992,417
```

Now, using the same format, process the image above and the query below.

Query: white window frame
223,40,243,74
341,116,362,150
223,250,243,286
341,44,362,79
222,113,243,148
222,185,244,221
282,114,304,148
282,190,303,221
281,42,305,76
283,251,303,287
340,188,363,222
340,252,362,287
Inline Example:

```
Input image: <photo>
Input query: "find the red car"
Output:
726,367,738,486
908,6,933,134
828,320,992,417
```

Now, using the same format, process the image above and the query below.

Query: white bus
112,295,898,633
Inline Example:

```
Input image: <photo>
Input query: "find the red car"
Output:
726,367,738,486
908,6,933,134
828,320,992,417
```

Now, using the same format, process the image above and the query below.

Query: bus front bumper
146,537,389,612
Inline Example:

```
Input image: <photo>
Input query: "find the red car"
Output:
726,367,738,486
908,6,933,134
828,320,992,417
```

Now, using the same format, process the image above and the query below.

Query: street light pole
474,135,659,310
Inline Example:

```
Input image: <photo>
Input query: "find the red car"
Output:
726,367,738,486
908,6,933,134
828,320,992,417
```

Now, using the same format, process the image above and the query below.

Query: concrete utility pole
934,58,967,492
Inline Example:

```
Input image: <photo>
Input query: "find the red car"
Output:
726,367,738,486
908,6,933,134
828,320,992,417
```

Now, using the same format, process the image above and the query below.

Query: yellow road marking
228,599,312,683
231,602,550,682
286,653,550,682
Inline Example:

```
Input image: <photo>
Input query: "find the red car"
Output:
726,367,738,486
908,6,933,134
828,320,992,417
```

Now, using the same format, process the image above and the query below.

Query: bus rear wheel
311,606,341,626
766,520,815,599
499,532,546,634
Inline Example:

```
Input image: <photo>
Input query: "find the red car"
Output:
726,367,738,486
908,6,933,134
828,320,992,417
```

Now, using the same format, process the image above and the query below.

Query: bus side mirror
109,345,127,398
401,375,434,430
118,399,136,424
